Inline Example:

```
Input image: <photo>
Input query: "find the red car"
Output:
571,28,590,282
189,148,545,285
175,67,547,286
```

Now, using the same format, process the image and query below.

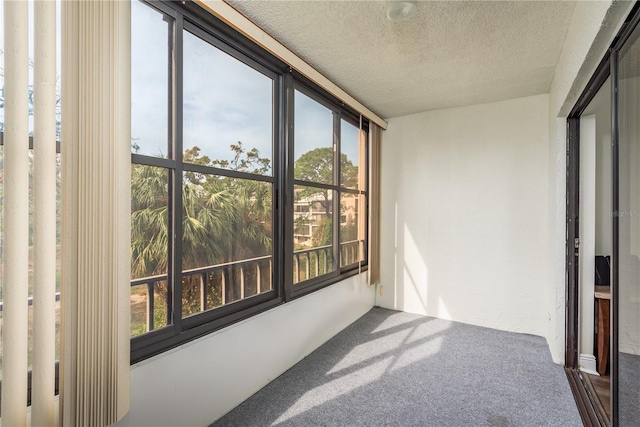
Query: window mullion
171,12,185,333
333,113,341,271
283,72,295,301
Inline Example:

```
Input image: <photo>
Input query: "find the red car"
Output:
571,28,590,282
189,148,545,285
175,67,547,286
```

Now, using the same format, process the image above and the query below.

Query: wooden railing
293,245,332,284
130,255,272,332
340,240,363,268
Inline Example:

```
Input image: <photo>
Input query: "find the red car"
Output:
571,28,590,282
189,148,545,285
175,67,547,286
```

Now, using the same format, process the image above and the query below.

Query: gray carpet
619,352,640,427
213,307,582,427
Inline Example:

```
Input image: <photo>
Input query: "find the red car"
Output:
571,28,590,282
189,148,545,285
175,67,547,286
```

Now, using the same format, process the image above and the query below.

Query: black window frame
287,77,369,299
131,0,369,363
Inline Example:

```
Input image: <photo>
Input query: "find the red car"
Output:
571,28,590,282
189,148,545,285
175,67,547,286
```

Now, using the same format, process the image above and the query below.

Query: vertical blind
61,1,131,425
1,1,131,425
2,0,58,425
1,1,31,424
368,123,382,286
32,0,58,425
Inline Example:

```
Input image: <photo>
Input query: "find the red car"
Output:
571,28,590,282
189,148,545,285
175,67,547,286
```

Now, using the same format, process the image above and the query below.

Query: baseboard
580,353,599,376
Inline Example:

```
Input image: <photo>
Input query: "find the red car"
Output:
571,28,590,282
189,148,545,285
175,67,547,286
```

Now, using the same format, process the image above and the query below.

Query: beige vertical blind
368,123,382,286
61,0,131,425
32,1,58,425
1,1,30,425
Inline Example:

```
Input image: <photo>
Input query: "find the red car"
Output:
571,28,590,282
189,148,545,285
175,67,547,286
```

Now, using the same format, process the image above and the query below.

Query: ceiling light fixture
386,0,417,22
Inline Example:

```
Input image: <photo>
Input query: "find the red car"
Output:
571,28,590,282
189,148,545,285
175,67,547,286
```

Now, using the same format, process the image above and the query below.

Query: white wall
115,274,375,427
579,115,597,374
595,96,612,257
378,94,549,337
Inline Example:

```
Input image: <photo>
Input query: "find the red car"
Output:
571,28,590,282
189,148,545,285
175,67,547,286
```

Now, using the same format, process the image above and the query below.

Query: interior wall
115,274,375,427
378,94,549,337
595,100,612,257
579,115,597,372
576,85,611,373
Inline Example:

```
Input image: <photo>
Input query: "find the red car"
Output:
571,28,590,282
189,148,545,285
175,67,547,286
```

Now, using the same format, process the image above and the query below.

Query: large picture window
131,0,369,362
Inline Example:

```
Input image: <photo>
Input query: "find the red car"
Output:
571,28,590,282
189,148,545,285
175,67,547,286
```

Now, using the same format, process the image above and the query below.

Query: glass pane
617,28,640,427
341,120,363,190
294,90,334,184
340,192,365,267
130,280,169,337
578,77,611,402
183,31,273,175
293,185,335,283
131,1,171,157
181,173,272,317
130,164,171,336
131,164,169,279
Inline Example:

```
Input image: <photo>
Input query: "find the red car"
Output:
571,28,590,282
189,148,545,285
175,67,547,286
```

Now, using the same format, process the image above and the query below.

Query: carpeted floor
620,352,640,426
213,307,582,427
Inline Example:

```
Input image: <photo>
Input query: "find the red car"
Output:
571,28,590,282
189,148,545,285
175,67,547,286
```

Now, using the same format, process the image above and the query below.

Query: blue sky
132,1,361,178
182,27,273,168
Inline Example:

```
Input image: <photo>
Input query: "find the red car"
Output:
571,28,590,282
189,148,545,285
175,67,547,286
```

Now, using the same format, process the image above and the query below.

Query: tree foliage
131,141,272,280
131,142,273,321
294,147,358,187
293,147,358,222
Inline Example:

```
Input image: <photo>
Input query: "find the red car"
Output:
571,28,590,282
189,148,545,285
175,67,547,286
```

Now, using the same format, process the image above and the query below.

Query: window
131,0,368,362
291,89,368,290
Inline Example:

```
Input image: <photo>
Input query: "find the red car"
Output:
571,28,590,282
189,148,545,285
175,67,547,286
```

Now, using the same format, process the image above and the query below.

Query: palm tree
131,143,273,326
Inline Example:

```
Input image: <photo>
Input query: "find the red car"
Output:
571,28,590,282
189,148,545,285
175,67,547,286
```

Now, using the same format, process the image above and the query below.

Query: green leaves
131,142,273,280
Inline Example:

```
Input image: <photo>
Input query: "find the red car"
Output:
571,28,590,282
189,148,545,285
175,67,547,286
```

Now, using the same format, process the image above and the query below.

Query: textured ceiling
226,0,578,119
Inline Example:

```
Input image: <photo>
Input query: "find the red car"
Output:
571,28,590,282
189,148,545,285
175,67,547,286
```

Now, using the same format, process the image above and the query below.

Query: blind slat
1,1,30,424
32,0,59,425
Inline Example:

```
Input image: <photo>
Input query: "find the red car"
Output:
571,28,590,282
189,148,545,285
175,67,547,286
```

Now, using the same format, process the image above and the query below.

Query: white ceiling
226,0,578,120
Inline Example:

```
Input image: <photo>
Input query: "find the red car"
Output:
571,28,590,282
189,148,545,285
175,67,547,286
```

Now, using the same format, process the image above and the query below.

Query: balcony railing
340,240,363,268
130,241,365,336
130,255,272,333
293,244,332,283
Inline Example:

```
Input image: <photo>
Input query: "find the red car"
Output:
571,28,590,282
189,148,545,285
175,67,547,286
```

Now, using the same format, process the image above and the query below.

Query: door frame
565,4,640,426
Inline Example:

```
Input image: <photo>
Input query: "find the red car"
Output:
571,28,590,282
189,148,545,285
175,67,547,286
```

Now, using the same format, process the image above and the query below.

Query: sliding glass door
566,6,640,426
615,25,640,426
